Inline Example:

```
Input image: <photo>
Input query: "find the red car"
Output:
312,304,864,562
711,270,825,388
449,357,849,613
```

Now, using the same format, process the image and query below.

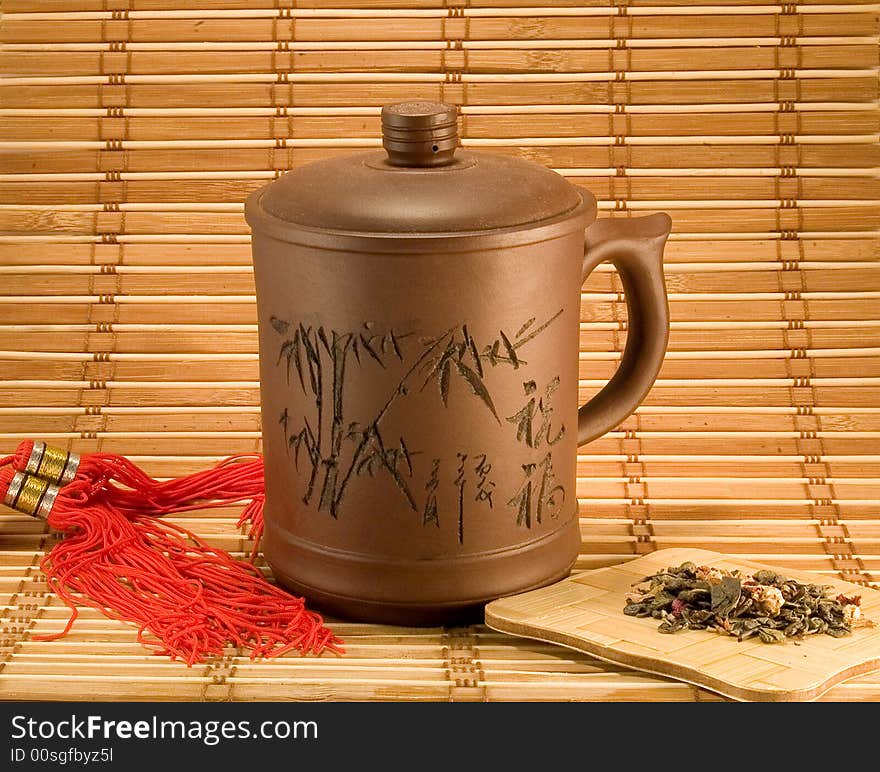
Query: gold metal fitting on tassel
3,471,59,519
26,441,80,486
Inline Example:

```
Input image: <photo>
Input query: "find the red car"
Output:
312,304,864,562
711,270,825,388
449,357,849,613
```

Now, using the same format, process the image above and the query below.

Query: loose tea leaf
710,576,741,616
622,563,875,644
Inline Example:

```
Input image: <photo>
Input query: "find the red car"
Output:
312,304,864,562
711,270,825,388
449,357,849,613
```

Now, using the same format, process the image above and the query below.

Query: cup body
249,193,589,624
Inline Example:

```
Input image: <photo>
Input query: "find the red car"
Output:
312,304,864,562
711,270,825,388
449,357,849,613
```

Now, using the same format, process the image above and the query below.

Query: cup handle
577,212,672,446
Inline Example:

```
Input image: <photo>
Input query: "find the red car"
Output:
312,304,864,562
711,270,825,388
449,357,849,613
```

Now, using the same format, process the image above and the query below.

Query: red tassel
237,495,265,562
13,440,266,556
0,461,342,665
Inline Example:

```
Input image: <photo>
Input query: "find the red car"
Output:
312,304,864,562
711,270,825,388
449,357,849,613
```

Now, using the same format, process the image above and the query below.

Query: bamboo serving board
485,549,880,702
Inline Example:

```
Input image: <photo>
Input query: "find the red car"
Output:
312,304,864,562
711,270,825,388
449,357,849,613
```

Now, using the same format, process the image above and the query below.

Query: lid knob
381,100,459,167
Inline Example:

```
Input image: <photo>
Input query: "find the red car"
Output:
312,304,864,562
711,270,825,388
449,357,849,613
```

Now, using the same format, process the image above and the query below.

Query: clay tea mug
245,100,671,624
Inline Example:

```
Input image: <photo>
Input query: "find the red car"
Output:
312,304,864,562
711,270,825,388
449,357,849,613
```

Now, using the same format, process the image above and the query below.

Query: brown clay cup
246,100,671,625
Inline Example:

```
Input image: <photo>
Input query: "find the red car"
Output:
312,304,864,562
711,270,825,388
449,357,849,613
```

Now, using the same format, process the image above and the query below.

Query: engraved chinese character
455,452,468,544
506,376,565,449
473,453,495,509
506,452,565,528
422,458,440,527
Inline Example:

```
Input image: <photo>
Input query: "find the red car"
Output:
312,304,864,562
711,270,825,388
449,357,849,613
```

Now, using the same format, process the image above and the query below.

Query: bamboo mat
1,0,879,701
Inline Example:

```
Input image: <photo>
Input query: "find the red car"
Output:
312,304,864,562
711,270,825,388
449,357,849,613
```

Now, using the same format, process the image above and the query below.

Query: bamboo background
0,0,878,701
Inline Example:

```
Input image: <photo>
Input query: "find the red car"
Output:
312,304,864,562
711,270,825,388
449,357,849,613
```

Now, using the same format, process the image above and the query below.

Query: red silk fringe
12,440,266,553
1,445,341,665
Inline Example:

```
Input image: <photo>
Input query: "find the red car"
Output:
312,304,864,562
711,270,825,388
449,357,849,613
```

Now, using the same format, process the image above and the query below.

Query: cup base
264,515,581,626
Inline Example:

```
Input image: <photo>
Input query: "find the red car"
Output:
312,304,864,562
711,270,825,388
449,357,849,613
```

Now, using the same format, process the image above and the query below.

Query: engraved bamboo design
270,310,562,524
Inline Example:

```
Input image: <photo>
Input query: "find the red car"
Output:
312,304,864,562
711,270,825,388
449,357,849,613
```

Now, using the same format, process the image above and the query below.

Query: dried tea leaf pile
623,562,875,643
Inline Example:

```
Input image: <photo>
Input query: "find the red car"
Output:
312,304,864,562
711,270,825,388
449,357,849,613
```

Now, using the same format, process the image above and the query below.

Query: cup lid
250,100,594,238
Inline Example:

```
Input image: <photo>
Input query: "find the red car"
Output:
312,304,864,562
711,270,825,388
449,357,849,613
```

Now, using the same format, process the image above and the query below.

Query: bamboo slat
0,1,878,702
